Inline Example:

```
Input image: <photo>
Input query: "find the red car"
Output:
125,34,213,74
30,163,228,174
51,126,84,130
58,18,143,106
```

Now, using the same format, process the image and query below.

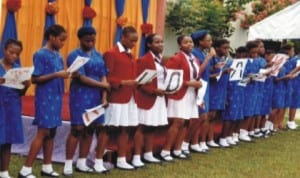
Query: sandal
159,154,174,162
18,173,36,178
75,166,94,173
172,153,188,159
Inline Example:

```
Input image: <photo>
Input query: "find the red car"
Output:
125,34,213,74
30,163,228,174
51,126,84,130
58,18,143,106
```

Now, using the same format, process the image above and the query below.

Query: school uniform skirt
167,87,198,120
104,97,138,127
138,96,168,126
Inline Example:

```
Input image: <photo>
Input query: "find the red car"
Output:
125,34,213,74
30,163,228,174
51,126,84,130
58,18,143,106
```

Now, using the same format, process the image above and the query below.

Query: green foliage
166,0,250,38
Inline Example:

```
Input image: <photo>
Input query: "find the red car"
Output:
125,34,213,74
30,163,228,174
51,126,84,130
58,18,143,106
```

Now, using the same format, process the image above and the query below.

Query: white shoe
253,131,263,138
207,140,220,147
232,133,239,143
143,156,161,163
226,136,236,145
287,121,298,130
131,159,144,168
219,138,230,147
239,134,252,142
117,159,135,170
94,164,108,173
160,152,174,162
190,144,207,153
199,142,210,151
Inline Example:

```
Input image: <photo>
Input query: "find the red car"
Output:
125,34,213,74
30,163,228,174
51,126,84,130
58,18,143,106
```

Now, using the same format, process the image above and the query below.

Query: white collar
117,42,131,53
181,51,195,61
150,51,162,60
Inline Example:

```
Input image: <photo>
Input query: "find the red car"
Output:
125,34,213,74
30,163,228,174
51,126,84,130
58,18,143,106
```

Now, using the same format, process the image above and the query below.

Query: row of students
0,24,299,178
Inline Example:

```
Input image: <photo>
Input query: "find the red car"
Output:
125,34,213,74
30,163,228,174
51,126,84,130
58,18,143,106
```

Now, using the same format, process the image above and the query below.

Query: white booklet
2,67,34,89
160,69,183,94
82,104,105,126
196,79,207,106
135,69,157,85
67,56,90,73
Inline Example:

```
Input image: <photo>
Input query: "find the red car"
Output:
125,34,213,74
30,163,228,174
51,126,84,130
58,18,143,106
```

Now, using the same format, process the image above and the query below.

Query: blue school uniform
243,59,257,117
0,62,24,144
272,67,286,109
32,48,64,128
290,56,300,108
67,48,108,125
209,56,229,111
253,57,266,115
222,60,244,121
192,48,210,113
283,58,294,108
261,76,274,115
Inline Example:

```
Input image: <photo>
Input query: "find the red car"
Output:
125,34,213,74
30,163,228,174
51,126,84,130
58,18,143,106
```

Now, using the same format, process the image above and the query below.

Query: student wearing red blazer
132,34,168,167
102,26,138,170
160,35,202,161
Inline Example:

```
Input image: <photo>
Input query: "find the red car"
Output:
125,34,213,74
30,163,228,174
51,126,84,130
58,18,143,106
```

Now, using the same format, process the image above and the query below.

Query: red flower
6,0,21,12
46,2,59,15
82,6,96,19
116,16,128,27
141,23,153,35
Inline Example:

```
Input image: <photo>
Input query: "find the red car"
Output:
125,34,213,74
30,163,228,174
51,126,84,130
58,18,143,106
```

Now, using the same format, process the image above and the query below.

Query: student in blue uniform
221,47,247,146
19,24,68,178
63,27,110,176
0,39,30,178
238,41,258,142
182,30,216,152
208,39,232,147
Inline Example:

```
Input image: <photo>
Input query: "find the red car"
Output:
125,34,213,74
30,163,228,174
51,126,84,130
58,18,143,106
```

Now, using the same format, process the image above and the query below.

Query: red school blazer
166,52,201,100
136,52,166,110
103,45,137,103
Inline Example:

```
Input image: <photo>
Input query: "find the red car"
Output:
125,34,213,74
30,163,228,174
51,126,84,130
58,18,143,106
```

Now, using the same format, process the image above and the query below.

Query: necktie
189,58,197,79
155,57,167,78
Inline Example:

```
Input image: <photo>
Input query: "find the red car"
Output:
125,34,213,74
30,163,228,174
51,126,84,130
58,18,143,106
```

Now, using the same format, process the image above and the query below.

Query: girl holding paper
182,30,216,153
160,35,202,161
0,39,30,178
19,25,68,178
132,34,168,166
63,27,110,175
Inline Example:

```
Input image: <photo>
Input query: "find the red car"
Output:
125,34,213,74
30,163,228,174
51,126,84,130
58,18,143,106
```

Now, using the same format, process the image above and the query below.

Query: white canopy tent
248,1,300,41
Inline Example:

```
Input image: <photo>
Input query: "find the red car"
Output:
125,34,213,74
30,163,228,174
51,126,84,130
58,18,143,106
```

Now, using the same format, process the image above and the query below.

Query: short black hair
213,39,229,48
122,26,137,36
44,24,66,40
246,41,258,51
177,35,189,45
236,46,248,54
77,26,96,39
4,38,23,51
145,33,158,52
280,44,294,54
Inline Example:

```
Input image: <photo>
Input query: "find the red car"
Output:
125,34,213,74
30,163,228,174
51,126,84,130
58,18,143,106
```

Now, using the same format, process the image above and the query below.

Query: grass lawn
9,128,300,178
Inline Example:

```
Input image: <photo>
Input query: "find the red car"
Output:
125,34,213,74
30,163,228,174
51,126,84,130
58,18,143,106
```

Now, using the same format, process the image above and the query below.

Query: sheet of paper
67,56,90,73
196,79,208,106
2,67,34,89
161,69,183,94
270,53,288,77
229,59,248,81
259,68,272,75
135,69,157,85
82,104,105,126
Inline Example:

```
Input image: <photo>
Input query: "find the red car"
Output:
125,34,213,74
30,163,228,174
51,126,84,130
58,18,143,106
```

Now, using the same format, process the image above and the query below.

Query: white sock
133,154,141,162
20,166,32,175
117,157,126,163
181,141,189,150
64,160,73,173
0,171,9,178
255,128,260,133
76,158,86,167
161,150,170,156
42,164,53,173
173,150,181,155
94,159,106,172
144,151,153,159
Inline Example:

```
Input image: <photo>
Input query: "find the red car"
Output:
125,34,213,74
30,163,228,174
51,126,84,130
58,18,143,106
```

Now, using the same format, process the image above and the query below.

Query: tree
166,0,251,38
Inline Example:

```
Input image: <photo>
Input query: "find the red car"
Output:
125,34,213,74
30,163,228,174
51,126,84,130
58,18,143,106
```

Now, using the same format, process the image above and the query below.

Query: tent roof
248,1,300,41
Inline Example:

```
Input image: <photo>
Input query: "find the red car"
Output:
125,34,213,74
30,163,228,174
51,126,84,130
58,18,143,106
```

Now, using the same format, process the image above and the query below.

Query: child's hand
56,70,69,78
101,81,111,90
102,98,109,108
22,80,31,87
207,47,216,58
121,80,137,87
224,68,234,74
155,89,165,96
186,80,202,89
0,78,5,84
71,71,80,78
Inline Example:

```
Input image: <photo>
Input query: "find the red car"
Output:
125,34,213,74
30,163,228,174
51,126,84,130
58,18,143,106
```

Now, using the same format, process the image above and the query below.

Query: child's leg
289,108,296,122
174,120,189,151
94,126,109,173
133,125,144,156
0,144,11,171
65,125,84,160
43,128,57,165
162,118,184,151
116,127,134,169
207,111,216,142
142,126,160,163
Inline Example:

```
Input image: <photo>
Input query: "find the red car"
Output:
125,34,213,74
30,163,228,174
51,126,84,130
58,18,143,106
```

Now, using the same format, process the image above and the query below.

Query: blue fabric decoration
114,0,125,44
191,30,208,42
139,0,150,57
0,11,20,64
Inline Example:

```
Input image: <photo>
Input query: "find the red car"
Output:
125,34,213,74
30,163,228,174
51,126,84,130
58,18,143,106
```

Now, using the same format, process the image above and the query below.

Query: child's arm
31,70,69,84
73,72,110,90
101,76,109,107
199,48,216,75
19,80,31,96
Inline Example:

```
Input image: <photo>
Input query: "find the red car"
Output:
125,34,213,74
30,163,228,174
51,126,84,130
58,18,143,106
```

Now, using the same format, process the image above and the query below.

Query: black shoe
40,171,59,177
18,173,36,178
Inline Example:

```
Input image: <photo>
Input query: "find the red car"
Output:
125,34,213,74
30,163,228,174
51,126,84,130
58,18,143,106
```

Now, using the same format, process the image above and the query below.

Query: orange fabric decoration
6,0,21,12
141,23,153,35
82,6,96,19
116,16,128,27
46,1,59,15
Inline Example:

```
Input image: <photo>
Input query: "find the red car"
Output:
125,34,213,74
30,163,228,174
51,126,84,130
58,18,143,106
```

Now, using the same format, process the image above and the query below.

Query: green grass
9,129,300,178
